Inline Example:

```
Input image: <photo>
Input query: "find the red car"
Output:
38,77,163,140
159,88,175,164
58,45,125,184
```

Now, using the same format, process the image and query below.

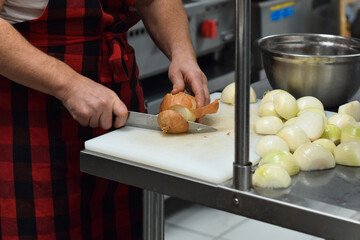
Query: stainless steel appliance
128,0,339,114
129,0,235,79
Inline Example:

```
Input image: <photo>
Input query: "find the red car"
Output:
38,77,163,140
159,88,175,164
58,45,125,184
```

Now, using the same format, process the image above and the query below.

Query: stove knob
200,20,217,39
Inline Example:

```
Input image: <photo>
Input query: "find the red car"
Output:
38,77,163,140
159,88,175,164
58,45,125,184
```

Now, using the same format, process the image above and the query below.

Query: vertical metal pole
233,0,252,190
143,190,164,240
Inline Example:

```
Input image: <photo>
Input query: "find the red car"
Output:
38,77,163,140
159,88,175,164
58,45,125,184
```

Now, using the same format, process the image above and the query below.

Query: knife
125,111,217,133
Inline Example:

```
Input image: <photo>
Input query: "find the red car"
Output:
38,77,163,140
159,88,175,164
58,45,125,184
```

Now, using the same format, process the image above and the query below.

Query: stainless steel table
80,150,360,240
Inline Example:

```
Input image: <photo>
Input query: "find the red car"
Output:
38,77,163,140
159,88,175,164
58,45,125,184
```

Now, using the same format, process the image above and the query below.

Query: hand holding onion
157,92,219,134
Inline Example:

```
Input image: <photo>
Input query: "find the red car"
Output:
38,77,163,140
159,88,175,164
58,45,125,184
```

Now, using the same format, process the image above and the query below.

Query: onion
221,82,257,104
338,100,360,121
255,135,289,157
254,116,283,135
260,89,285,105
258,101,280,118
334,141,360,166
221,82,235,105
297,107,326,124
341,123,360,143
160,92,196,112
327,113,356,130
252,164,291,188
250,86,257,104
276,125,310,152
294,110,325,141
157,92,219,134
157,110,189,134
284,117,297,126
320,124,341,145
273,91,298,120
313,138,336,154
297,96,324,111
259,150,300,176
293,142,335,171
168,105,196,122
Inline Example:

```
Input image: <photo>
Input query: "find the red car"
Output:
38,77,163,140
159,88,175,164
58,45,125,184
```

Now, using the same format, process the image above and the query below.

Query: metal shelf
80,149,360,240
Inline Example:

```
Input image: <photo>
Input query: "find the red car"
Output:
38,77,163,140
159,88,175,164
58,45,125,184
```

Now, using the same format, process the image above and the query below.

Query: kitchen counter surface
80,79,360,240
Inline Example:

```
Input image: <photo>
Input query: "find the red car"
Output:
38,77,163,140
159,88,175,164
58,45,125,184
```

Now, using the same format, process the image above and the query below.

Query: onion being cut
158,110,189,134
157,92,220,134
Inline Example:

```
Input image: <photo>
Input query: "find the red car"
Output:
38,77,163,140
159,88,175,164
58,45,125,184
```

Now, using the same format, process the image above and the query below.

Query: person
0,0,210,239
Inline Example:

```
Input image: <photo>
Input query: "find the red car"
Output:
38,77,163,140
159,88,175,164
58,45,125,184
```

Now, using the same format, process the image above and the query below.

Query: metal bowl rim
257,33,360,59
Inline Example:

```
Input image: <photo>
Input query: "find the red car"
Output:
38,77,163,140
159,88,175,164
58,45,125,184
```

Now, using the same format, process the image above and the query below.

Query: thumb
112,99,128,128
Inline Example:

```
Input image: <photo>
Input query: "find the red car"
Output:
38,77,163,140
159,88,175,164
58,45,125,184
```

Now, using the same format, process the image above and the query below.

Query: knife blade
125,111,217,133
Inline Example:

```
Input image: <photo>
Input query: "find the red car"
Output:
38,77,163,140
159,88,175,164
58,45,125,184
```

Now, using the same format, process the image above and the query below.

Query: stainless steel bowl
257,33,360,108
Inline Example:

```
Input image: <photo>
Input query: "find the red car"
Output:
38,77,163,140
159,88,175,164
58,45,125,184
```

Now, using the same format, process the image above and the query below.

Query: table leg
143,190,164,240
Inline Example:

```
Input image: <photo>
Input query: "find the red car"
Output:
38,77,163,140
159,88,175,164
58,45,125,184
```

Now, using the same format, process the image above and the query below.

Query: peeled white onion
297,108,327,124
320,124,341,145
221,82,257,105
276,125,310,152
221,82,235,105
250,86,257,104
255,116,283,135
293,142,335,171
327,113,356,130
294,110,325,141
334,141,360,166
341,122,360,143
259,150,299,176
313,138,336,155
273,91,298,120
258,101,280,118
255,135,289,157
338,100,360,121
284,117,297,126
297,96,324,111
260,89,285,105
252,164,291,188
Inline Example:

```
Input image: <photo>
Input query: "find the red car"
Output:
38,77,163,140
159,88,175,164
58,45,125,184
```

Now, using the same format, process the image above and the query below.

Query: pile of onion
157,92,219,134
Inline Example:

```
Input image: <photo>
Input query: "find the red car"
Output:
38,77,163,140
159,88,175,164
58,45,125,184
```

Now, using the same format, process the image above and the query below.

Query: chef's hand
168,54,210,108
59,75,128,130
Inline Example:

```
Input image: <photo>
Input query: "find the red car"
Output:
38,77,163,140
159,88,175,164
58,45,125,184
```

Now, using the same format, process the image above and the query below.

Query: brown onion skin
159,92,196,112
157,110,189,134
192,99,219,118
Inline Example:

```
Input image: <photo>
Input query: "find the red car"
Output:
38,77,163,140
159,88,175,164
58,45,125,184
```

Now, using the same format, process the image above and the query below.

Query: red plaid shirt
0,0,145,239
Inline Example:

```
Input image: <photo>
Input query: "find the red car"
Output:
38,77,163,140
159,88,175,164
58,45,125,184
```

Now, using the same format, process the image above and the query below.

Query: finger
201,73,210,105
99,109,113,130
189,75,206,108
113,99,128,128
89,110,101,128
71,111,90,127
169,70,185,94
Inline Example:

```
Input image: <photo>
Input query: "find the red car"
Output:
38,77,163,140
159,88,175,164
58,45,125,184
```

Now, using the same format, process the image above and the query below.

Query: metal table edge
80,149,360,240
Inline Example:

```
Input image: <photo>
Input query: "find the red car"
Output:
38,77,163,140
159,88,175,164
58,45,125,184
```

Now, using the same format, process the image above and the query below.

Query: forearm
0,18,78,100
135,0,196,61
135,0,210,108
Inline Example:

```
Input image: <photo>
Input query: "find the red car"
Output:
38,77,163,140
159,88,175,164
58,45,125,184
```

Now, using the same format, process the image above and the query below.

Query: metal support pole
143,190,164,240
233,0,252,190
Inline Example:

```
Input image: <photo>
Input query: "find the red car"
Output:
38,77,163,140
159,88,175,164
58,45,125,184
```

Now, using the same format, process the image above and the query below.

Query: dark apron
0,0,145,239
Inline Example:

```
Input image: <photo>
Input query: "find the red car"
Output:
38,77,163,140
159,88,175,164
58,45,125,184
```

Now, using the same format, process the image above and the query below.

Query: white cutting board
85,92,263,184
